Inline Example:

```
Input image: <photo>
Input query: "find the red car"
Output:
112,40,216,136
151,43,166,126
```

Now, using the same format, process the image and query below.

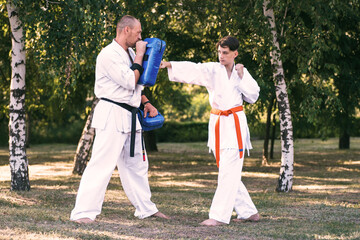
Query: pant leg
234,178,258,219
209,149,242,224
117,131,158,219
233,113,258,219
70,112,126,221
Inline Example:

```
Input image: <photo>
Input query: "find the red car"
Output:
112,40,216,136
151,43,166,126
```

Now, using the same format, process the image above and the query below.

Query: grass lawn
0,138,359,240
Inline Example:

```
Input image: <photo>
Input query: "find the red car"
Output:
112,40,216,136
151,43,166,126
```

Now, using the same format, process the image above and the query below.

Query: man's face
218,45,238,66
126,21,142,47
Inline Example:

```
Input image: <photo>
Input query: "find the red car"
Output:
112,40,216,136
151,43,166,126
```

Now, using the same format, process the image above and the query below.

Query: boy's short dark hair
216,36,239,51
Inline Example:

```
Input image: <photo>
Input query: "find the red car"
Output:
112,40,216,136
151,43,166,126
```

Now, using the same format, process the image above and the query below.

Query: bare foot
72,218,95,224
233,213,260,223
200,219,225,226
152,211,171,219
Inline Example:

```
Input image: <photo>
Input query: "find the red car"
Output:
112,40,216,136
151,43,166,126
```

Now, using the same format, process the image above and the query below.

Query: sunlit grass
0,138,359,239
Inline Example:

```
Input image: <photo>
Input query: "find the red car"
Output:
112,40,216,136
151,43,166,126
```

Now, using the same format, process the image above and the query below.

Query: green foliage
275,0,360,138
1,0,116,146
0,1,11,145
1,0,359,146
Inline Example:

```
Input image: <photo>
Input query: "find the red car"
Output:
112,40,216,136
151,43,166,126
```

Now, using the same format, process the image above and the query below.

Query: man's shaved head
117,15,139,32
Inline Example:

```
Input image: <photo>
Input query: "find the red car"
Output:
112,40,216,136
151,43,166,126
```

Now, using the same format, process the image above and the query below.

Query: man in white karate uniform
160,36,260,226
70,15,169,224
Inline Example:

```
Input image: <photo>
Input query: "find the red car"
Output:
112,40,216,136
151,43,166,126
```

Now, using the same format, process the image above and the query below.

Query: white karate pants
70,111,158,221
209,148,258,224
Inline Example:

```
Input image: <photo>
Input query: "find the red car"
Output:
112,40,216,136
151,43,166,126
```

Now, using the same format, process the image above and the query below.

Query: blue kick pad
138,38,166,87
138,109,165,131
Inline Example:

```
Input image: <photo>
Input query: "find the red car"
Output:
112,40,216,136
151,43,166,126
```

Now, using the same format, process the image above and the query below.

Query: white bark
72,98,99,175
263,0,294,192
7,2,30,190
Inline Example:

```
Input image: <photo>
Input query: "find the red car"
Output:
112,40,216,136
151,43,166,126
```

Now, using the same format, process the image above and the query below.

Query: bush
1,117,359,146
28,119,84,145
157,121,274,142
157,122,208,142
156,117,360,142
0,118,84,147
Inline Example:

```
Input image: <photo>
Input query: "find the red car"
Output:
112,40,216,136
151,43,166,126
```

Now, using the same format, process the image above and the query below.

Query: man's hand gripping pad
138,38,166,86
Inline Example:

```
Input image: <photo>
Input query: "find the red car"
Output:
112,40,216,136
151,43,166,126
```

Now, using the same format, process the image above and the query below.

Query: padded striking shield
138,38,166,86
138,109,165,131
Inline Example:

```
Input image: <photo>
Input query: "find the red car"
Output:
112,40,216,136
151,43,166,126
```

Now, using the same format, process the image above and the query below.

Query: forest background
1,1,359,238
1,0,359,148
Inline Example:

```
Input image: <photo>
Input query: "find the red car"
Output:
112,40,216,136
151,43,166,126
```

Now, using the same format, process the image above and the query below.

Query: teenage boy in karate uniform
160,36,260,226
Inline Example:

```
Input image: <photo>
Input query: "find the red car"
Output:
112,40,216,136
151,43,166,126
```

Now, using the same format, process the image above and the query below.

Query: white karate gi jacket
92,40,144,132
168,61,260,154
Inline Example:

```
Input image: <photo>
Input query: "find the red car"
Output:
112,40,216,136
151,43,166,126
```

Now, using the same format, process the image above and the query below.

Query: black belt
100,97,142,158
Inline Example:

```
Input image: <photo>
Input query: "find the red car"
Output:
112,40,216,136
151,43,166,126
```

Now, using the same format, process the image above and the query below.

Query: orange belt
211,106,244,168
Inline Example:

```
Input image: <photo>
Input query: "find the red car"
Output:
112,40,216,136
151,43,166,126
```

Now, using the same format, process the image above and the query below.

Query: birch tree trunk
263,0,294,192
7,2,30,191
72,98,99,175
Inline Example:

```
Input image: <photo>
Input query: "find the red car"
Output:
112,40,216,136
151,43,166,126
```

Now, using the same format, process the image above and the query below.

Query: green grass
0,138,359,240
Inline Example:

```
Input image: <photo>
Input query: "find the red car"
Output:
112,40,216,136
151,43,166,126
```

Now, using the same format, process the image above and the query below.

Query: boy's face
218,46,238,66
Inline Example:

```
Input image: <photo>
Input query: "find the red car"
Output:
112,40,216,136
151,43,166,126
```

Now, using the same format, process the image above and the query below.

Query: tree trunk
72,98,99,175
338,99,351,149
270,111,276,159
144,131,158,152
262,96,275,165
7,2,30,191
263,0,294,192
339,124,350,149
339,132,350,149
